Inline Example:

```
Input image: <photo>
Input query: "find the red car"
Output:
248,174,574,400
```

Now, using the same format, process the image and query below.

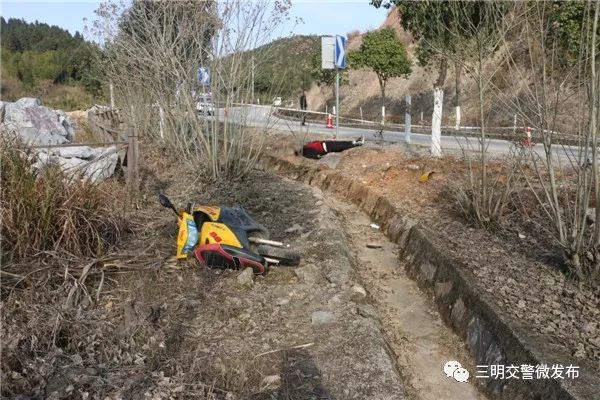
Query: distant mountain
0,17,102,109
1,17,85,53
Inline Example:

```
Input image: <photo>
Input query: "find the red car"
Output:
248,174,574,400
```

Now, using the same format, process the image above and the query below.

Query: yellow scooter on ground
159,194,301,274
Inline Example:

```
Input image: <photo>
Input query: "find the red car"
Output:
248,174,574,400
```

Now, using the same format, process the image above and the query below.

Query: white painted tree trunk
381,105,386,126
431,88,444,157
455,105,461,130
405,95,411,143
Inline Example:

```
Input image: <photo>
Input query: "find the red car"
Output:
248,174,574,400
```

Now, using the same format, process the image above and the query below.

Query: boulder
0,98,119,183
57,156,88,173
54,109,75,141
16,97,42,107
1,97,74,145
83,147,118,183
55,146,96,160
29,144,118,185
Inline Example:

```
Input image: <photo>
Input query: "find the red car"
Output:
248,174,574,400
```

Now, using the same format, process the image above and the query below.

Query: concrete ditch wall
262,155,600,400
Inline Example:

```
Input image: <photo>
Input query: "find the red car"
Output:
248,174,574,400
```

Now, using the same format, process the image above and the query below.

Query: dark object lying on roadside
295,136,364,159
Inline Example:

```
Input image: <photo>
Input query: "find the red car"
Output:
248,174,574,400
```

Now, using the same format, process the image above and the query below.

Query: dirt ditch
261,139,600,400
328,194,487,400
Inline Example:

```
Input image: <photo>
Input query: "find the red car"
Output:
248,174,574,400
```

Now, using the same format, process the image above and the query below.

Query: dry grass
37,84,94,111
0,72,94,111
0,140,258,398
0,136,126,262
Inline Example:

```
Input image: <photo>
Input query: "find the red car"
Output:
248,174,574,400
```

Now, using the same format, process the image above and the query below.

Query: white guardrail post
405,95,411,143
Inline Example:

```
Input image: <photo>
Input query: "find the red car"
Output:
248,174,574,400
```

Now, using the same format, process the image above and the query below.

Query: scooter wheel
256,245,301,266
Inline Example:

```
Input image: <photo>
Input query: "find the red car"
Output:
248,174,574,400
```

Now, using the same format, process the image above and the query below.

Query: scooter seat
219,206,269,236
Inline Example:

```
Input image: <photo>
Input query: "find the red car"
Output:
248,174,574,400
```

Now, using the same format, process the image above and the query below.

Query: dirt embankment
265,135,600,397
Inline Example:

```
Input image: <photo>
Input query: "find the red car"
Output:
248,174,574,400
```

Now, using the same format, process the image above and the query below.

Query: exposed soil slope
269,135,600,377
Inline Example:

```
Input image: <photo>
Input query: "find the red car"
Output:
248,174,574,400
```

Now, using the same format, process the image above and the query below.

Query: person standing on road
299,89,308,126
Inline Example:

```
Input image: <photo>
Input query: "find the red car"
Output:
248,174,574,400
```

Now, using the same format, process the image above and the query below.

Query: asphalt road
216,105,584,163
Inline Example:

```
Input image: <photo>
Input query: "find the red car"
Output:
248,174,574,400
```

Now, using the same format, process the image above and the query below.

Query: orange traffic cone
326,113,334,129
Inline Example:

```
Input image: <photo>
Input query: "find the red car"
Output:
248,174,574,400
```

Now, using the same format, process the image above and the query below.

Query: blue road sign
197,67,210,86
335,35,346,69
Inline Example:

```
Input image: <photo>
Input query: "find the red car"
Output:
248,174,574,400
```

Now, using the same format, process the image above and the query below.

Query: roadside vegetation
94,0,294,180
375,0,600,285
348,27,412,127
0,17,104,109
0,136,126,261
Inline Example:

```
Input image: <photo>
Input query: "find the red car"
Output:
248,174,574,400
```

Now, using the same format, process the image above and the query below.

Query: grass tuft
0,136,125,261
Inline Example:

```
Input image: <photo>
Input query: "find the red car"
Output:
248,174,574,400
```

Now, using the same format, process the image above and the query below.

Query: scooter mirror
158,193,175,211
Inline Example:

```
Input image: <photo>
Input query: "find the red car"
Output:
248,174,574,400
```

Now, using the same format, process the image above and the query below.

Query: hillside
248,35,319,103
257,10,474,125
306,10,467,126
283,8,579,131
0,18,103,110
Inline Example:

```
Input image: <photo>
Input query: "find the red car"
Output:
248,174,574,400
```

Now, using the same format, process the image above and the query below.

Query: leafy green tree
0,16,103,93
371,1,461,89
550,1,600,66
348,27,411,111
310,50,348,87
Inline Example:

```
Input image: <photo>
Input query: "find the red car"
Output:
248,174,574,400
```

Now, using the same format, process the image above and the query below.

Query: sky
0,0,390,41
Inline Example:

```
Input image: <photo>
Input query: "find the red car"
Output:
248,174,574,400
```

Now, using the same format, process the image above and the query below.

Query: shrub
0,137,125,261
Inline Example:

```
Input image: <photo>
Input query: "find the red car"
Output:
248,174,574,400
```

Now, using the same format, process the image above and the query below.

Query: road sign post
335,70,339,138
335,36,346,139
197,67,210,86
322,35,346,138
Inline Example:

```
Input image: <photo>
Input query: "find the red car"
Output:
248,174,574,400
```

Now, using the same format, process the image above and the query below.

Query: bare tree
496,1,600,282
93,0,292,181
420,2,519,226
